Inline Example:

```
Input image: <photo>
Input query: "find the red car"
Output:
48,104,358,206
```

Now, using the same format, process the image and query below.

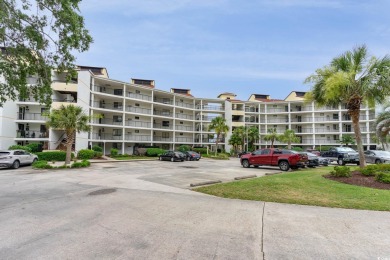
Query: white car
0,150,38,169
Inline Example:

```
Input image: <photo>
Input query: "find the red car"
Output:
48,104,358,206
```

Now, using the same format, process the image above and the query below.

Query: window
135,90,141,94
113,102,123,109
273,105,277,108
135,103,140,107
162,121,170,127
162,98,170,104
114,89,123,96
180,121,183,124
261,149,271,155
113,129,122,136
333,124,338,130
333,114,339,120
135,130,139,133
135,116,139,120
113,115,122,122
345,125,352,132
180,133,183,136
180,110,183,113
333,135,339,140
41,108,47,115
320,113,324,116
162,132,169,138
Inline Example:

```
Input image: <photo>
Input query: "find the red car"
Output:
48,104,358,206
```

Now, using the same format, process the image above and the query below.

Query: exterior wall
284,92,305,101
0,101,18,149
75,71,92,151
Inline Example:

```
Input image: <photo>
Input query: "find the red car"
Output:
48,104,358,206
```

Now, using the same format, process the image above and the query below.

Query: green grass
195,167,390,211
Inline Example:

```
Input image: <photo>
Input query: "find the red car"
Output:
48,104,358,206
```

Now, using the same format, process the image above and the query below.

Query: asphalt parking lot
1,158,389,259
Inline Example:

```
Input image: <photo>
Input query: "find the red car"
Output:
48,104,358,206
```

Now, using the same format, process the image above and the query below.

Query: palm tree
247,126,259,151
208,116,229,155
263,128,280,148
340,135,355,147
46,105,92,164
375,102,390,149
305,45,390,168
228,131,241,155
279,129,300,149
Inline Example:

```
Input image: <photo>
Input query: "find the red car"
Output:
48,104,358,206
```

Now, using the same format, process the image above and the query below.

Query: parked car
364,150,390,164
237,151,250,158
321,147,359,165
306,152,330,166
159,151,185,162
306,149,321,156
184,151,201,161
0,150,38,169
305,152,320,168
240,148,308,171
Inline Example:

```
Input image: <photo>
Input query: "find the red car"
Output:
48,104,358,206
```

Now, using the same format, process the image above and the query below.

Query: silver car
364,150,390,164
0,150,38,169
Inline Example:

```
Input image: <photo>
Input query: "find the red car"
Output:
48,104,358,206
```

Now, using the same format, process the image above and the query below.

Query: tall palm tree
279,129,300,149
208,116,229,155
305,45,390,168
375,102,390,149
228,130,241,155
247,126,259,151
263,128,280,148
46,105,92,164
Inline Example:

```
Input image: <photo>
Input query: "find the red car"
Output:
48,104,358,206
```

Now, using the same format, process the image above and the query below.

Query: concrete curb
234,175,257,180
90,159,157,163
190,180,222,187
265,172,281,175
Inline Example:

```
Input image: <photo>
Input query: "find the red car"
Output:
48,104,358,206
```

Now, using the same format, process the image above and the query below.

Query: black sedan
306,152,330,166
305,152,320,168
184,151,201,161
364,150,390,164
159,151,185,162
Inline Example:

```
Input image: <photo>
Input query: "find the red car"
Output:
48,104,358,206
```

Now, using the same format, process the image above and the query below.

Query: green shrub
375,164,390,172
110,148,118,157
376,172,390,184
319,146,332,152
94,151,103,158
8,145,31,152
77,149,95,159
26,143,42,153
330,166,351,177
291,147,303,152
193,148,208,155
32,160,53,169
92,145,103,153
36,151,74,161
71,159,91,168
360,165,378,176
146,148,165,157
178,145,191,152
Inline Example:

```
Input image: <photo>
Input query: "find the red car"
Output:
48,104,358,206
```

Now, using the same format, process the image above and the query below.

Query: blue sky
77,0,390,100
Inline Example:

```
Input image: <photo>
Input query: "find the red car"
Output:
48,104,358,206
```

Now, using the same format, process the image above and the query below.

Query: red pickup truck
240,148,308,171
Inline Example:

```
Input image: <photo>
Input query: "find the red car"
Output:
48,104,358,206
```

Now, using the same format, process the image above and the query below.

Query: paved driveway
0,159,389,259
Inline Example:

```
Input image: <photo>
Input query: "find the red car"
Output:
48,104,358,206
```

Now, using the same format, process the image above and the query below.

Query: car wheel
11,160,20,169
171,157,174,162
31,158,38,165
375,159,381,164
242,159,250,168
337,158,345,166
278,161,290,171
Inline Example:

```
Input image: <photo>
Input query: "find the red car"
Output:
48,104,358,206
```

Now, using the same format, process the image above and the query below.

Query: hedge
8,145,32,152
146,148,165,157
193,148,208,155
92,145,103,153
77,149,95,159
36,151,74,161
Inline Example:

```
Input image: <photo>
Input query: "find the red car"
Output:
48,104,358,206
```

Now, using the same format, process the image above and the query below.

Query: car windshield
306,152,318,157
0,152,10,156
374,151,390,157
337,147,356,152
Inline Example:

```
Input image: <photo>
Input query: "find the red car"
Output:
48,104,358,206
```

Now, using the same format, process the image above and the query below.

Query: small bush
360,165,378,176
146,148,165,157
71,159,91,168
330,166,351,177
110,148,118,157
375,164,390,172
193,148,208,155
94,151,103,158
26,143,42,153
376,172,390,184
136,148,147,156
291,147,303,152
32,160,53,169
178,145,191,152
36,151,74,161
8,145,31,152
77,149,95,159
92,145,103,153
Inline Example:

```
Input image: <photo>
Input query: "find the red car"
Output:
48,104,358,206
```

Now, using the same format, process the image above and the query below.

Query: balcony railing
52,99,76,103
176,113,193,120
91,133,123,140
124,135,151,141
175,137,193,142
176,101,194,109
153,110,173,117
17,113,47,121
194,138,224,143
16,130,48,138
314,128,339,133
267,118,289,123
18,96,39,102
175,125,193,131
92,118,123,126
153,136,173,142
126,106,152,115
196,116,217,121
153,123,173,130
296,128,314,133
196,105,224,111
92,101,123,111
125,121,151,128
94,86,124,96
266,108,288,113
291,117,313,123
245,107,258,112
154,98,173,105
127,92,152,101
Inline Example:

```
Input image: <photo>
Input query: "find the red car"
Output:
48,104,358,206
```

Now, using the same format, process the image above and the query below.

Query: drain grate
88,188,117,196
180,166,199,169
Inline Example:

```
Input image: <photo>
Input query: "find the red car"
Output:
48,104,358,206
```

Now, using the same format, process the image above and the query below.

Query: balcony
153,110,173,117
153,123,173,130
245,107,258,113
176,113,193,120
314,117,339,122
175,137,193,142
153,136,173,142
267,118,289,123
291,117,313,123
17,113,47,121
296,128,314,133
92,101,123,111
127,92,152,101
315,128,339,133
92,118,123,126
16,130,48,138
52,81,77,92
91,133,123,140
175,101,194,109
266,108,287,113
196,116,217,121
175,125,193,131
124,135,151,141
17,96,39,103
196,105,224,111
125,106,152,115
52,99,77,109
93,86,124,97
154,98,173,105
125,121,151,128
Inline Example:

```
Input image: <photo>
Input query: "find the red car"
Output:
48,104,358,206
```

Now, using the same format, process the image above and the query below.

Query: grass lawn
195,167,390,211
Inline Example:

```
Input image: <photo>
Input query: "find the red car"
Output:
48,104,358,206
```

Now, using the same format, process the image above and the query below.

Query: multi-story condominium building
0,67,377,154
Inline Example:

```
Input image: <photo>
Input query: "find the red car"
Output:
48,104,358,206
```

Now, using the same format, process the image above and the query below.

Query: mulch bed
324,171,390,190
